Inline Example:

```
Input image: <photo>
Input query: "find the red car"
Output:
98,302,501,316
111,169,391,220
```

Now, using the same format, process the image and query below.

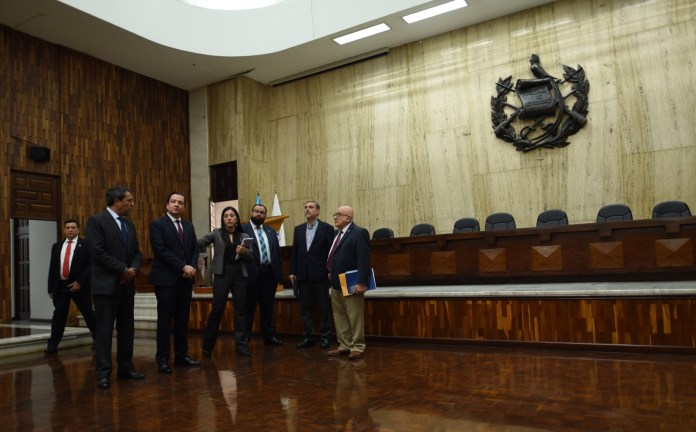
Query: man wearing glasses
325,206,371,359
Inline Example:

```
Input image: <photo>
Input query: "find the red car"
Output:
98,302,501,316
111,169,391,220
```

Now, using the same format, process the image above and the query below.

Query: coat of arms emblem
491,54,589,152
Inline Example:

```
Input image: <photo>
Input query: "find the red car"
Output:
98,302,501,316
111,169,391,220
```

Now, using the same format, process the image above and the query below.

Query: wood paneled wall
189,296,696,351
0,26,190,322
207,0,696,242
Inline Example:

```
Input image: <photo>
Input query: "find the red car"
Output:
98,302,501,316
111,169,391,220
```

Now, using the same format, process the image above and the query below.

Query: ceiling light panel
402,0,468,24
333,23,391,45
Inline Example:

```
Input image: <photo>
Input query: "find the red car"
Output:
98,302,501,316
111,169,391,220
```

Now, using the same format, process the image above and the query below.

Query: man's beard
251,216,265,226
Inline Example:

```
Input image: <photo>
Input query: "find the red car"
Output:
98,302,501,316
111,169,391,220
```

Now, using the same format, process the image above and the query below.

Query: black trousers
298,280,332,340
203,262,248,351
93,290,135,379
154,278,193,363
246,266,277,340
47,281,96,349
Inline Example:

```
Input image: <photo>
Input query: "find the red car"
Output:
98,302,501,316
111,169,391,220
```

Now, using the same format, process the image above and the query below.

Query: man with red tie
326,206,371,359
45,219,96,354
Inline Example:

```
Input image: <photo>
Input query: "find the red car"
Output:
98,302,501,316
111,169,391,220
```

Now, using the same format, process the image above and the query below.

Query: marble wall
206,0,696,241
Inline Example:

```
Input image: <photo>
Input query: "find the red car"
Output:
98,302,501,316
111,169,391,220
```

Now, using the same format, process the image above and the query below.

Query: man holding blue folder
326,205,371,359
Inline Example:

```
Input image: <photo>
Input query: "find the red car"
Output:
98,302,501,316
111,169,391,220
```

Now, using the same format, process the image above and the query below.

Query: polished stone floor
2,328,696,431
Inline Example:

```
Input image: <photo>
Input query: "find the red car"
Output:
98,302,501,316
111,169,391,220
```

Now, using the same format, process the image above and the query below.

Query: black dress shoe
237,346,251,356
320,338,330,349
202,350,212,358
97,378,111,389
264,337,284,346
175,356,201,367
158,362,172,374
117,370,145,380
296,338,315,348
44,346,58,355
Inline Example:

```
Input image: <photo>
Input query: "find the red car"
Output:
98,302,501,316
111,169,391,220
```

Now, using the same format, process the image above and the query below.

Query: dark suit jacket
289,219,334,282
47,237,90,295
329,223,371,290
85,210,142,296
242,222,283,284
149,215,200,287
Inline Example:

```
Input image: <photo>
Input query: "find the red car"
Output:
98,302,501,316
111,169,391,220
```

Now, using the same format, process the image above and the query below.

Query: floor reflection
1,336,696,431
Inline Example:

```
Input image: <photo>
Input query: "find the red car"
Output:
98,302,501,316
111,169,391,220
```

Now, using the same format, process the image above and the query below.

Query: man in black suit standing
242,203,284,346
85,186,144,389
289,200,334,349
45,219,96,354
149,192,200,373
326,205,371,360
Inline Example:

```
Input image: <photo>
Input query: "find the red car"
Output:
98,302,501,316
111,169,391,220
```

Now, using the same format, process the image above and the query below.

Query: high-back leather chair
372,227,395,240
596,204,633,223
485,213,516,231
409,223,435,237
652,201,691,218
453,217,480,233
536,209,569,227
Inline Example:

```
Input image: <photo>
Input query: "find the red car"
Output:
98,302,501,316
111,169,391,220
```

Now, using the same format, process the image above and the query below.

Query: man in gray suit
85,186,143,389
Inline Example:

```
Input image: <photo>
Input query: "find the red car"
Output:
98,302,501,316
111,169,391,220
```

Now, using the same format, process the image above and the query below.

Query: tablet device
241,237,254,249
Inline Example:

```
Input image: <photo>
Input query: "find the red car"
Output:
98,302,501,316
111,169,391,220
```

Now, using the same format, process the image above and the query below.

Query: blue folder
338,268,376,296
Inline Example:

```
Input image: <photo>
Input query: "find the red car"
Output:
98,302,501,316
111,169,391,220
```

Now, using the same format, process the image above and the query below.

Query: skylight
181,0,284,11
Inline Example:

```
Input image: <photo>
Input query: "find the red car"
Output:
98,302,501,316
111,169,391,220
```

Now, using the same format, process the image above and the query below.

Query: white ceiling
0,0,555,90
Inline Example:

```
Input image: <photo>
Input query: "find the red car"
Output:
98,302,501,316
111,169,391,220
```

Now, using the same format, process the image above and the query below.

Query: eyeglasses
333,213,349,218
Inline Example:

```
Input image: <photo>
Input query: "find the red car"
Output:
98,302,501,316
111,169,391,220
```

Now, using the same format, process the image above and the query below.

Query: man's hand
67,281,81,292
122,267,137,282
182,265,197,279
354,283,367,294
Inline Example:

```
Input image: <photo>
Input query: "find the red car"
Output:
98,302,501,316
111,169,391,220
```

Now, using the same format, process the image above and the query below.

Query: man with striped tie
243,204,284,346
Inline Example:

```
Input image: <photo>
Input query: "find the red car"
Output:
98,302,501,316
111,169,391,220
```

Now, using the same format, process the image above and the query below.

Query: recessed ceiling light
402,0,468,24
333,23,391,45
181,0,283,11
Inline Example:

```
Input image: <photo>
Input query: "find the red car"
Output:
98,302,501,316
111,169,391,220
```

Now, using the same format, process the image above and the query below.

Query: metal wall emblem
491,54,589,152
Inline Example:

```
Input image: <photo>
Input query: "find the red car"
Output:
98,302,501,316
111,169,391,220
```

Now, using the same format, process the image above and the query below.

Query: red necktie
62,240,73,279
326,230,343,271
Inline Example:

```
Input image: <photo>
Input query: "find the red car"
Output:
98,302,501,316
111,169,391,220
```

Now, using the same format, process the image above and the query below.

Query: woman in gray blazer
198,206,253,356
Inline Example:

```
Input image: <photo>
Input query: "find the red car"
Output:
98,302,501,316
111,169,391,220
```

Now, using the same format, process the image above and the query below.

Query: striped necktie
256,226,270,265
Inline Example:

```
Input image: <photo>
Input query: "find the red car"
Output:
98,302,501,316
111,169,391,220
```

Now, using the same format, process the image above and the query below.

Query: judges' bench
188,217,696,353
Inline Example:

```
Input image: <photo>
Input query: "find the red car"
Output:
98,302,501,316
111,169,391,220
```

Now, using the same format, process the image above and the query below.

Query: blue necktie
256,226,270,265
117,216,128,245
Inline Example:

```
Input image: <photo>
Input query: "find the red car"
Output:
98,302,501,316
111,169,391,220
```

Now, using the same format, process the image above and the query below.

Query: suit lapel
106,211,128,246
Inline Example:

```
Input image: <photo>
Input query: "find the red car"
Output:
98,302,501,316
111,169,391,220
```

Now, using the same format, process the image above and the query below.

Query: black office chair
596,204,633,223
409,223,435,237
485,212,516,231
652,201,691,218
453,217,480,233
372,227,395,240
536,209,569,227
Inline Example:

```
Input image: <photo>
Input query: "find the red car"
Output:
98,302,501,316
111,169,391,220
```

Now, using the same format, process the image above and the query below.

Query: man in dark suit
45,219,96,354
242,203,284,345
85,186,144,389
326,205,371,360
289,200,334,349
149,192,200,374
